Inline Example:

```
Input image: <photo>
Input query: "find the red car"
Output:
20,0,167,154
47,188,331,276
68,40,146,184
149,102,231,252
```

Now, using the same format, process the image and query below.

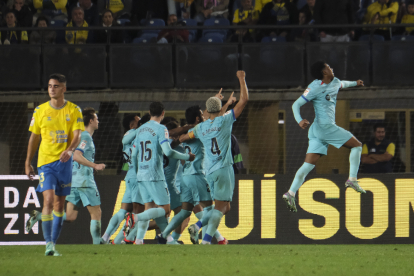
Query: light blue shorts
167,181,181,210
307,122,353,155
206,166,235,202
66,187,101,207
122,177,143,205
138,180,170,206
181,174,212,205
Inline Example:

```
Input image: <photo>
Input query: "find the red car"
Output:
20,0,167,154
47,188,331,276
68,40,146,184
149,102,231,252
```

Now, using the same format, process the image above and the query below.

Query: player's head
311,61,334,80
138,113,151,127
83,107,99,130
122,114,140,131
185,105,204,125
165,121,179,131
161,116,178,126
373,123,386,142
407,1,414,14
206,97,222,115
48,74,67,100
149,102,165,118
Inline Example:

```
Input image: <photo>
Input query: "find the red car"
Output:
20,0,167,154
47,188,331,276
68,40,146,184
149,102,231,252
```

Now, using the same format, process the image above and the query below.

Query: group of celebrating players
24,61,366,256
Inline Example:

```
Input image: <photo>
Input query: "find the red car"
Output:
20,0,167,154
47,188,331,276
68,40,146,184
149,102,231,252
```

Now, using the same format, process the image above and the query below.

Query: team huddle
24,61,366,256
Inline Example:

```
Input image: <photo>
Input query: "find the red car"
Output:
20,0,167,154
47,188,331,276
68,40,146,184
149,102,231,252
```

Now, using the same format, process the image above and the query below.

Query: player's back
72,130,96,187
304,78,342,126
30,100,84,167
136,120,168,181
182,134,205,175
164,138,185,184
193,110,236,174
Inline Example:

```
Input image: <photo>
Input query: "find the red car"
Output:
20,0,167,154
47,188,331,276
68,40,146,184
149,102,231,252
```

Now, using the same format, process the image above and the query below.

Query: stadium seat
116,19,130,26
140,18,165,34
138,33,159,40
198,36,223,43
261,36,287,43
132,37,151,43
182,18,197,42
204,32,227,40
391,35,414,41
50,19,67,44
358,34,385,42
202,18,229,38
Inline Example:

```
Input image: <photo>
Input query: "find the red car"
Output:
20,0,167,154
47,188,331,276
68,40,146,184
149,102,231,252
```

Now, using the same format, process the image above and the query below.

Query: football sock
161,209,191,238
137,208,165,221
289,162,315,195
214,230,225,241
113,222,126,244
136,220,150,241
195,205,214,230
349,146,362,180
195,211,206,238
51,210,64,244
41,213,53,243
90,220,101,244
171,231,181,241
103,209,127,240
154,216,169,233
203,209,224,243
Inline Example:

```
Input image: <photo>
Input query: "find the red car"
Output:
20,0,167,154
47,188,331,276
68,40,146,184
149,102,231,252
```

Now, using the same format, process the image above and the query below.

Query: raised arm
60,129,82,163
341,80,363,89
161,141,195,161
169,125,194,137
292,96,310,129
233,71,249,119
122,129,137,145
73,150,105,171
25,132,41,180
219,92,236,116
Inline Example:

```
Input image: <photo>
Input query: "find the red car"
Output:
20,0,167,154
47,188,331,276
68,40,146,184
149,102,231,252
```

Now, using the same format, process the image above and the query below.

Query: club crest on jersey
66,114,70,121
80,140,87,150
325,94,331,101
47,116,52,121
303,88,310,96
30,117,35,126
164,129,169,139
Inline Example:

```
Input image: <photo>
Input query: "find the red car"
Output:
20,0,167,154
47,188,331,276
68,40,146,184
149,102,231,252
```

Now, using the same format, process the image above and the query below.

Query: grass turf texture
1,245,412,276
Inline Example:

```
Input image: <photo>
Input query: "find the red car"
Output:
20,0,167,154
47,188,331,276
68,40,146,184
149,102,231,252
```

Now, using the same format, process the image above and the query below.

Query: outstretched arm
341,80,363,89
73,150,105,171
219,92,236,116
292,96,310,129
233,71,249,119
161,141,195,161
169,125,194,137
122,129,137,145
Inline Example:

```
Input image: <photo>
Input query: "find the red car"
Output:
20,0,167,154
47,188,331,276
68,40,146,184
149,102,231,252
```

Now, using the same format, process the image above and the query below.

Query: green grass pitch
1,244,412,276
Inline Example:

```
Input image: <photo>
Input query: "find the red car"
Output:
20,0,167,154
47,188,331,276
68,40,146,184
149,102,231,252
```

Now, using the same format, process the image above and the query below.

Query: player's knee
43,197,54,209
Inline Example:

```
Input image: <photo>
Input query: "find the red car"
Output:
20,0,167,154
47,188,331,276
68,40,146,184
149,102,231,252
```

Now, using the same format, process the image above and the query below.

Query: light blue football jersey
164,138,185,184
123,129,138,180
72,131,96,188
135,120,170,181
302,77,343,126
192,109,236,175
182,129,205,176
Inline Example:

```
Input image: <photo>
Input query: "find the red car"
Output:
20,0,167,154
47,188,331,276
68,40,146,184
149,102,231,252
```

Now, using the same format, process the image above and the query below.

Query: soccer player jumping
283,61,366,213
25,74,84,256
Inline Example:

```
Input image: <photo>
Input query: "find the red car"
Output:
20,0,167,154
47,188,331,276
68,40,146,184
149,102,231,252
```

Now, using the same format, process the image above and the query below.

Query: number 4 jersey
189,109,236,175
135,120,170,181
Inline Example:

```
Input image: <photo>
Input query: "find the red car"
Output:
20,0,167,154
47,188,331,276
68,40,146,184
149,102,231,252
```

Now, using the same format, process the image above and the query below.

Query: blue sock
136,220,150,241
114,222,126,244
137,208,165,221
161,210,191,238
41,213,53,243
104,209,127,238
203,209,224,242
154,216,169,233
52,210,64,244
195,211,205,238
349,146,362,179
289,162,315,194
90,220,101,244
171,231,181,241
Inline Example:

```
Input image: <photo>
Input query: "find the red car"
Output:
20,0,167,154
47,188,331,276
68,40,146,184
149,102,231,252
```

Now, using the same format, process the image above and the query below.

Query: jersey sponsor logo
164,129,169,139
80,141,87,150
303,88,310,96
66,114,70,121
47,116,52,121
30,117,35,127
60,183,71,188
77,118,82,123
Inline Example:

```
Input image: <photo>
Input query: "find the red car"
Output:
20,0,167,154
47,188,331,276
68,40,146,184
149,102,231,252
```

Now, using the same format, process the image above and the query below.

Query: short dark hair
5,10,16,18
138,113,151,127
374,123,386,132
149,102,164,117
165,121,179,131
185,105,202,124
35,15,49,27
49,73,67,84
102,9,113,18
161,116,178,125
122,114,137,131
310,61,326,80
83,107,96,127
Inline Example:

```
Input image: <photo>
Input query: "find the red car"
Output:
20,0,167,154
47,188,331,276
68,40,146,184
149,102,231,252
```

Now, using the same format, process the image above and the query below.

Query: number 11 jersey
135,120,170,181
190,109,236,175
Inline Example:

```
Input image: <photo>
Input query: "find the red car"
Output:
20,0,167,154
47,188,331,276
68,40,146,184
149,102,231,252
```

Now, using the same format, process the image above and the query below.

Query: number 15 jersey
190,109,236,175
135,120,170,181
